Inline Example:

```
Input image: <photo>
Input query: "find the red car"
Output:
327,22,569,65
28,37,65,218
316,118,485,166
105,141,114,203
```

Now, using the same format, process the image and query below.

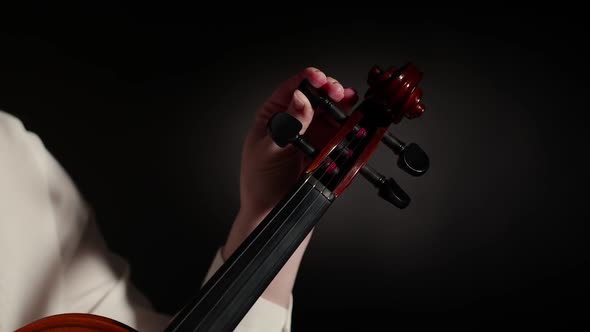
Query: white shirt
0,111,291,332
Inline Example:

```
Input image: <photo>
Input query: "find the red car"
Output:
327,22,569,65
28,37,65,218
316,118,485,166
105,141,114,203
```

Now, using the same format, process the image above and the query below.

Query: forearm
221,207,312,309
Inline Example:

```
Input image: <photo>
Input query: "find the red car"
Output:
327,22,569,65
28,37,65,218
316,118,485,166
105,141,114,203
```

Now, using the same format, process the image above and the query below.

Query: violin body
16,313,136,332
18,64,428,332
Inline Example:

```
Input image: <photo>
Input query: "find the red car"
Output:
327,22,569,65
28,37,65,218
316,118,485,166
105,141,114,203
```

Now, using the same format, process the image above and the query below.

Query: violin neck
164,174,334,332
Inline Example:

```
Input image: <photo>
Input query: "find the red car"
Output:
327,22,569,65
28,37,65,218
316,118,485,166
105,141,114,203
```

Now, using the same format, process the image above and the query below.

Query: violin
17,63,429,332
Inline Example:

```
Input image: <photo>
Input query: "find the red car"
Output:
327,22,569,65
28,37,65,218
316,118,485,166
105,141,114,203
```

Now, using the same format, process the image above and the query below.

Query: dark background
1,7,588,329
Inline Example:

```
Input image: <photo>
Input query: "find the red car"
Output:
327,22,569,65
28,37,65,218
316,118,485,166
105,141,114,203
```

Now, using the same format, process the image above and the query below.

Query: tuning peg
268,112,343,177
381,135,429,177
298,79,429,177
298,80,347,123
267,111,410,207
267,112,317,157
359,164,410,209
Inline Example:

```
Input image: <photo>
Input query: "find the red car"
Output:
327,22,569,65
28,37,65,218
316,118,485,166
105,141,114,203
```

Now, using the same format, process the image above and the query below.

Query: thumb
286,89,314,135
257,89,314,156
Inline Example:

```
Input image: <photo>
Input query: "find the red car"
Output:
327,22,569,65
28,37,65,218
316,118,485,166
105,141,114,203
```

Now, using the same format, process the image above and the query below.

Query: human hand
237,67,359,221
221,67,358,307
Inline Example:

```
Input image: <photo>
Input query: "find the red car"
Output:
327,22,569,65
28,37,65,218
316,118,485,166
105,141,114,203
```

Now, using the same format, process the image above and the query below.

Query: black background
1,6,588,329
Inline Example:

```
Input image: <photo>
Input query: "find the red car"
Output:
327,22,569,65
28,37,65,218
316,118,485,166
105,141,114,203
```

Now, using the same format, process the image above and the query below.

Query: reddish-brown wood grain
333,127,387,196
305,111,363,174
16,313,136,332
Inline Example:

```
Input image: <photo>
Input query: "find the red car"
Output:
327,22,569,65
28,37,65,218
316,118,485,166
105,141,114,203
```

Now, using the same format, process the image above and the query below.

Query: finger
285,89,314,135
335,87,359,114
268,67,328,108
263,89,314,154
320,76,345,102
310,86,358,122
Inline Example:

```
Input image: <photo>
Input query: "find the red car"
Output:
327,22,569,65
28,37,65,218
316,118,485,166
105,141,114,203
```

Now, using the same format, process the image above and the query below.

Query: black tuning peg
381,135,429,177
267,112,317,157
359,165,410,209
268,112,410,208
268,112,342,177
298,79,429,177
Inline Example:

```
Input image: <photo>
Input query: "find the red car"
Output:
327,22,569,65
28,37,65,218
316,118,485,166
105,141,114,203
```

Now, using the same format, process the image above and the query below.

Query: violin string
313,130,365,193
164,130,360,329
265,120,367,241
189,117,368,327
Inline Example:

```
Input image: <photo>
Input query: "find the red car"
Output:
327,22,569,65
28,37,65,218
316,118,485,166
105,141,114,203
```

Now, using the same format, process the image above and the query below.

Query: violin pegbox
365,63,426,124
298,67,429,177
268,63,430,209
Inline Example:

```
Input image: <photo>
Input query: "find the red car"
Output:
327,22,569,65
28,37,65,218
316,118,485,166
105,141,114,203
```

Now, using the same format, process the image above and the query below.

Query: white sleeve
0,110,292,332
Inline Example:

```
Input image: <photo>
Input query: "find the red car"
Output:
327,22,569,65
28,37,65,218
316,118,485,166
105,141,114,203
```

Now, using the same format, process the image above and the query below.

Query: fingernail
345,87,358,97
292,90,306,111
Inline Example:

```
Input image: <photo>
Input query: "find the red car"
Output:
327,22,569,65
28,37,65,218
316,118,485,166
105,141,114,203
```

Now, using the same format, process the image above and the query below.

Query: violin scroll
365,63,425,123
